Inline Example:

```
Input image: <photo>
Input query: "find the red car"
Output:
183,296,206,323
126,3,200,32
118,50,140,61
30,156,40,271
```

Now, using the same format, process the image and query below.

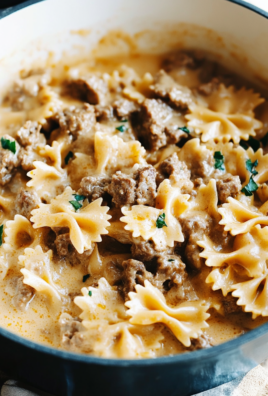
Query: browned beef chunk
54,231,94,266
188,334,213,350
135,166,157,206
157,153,193,193
181,215,210,269
162,51,200,72
59,314,87,351
55,104,96,139
68,75,108,105
15,189,40,220
198,77,220,96
94,104,114,122
134,99,187,151
154,255,186,292
222,294,243,315
150,70,193,109
216,173,242,204
119,259,153,300
0,135,21,185
191,149,214,179
113,99,136,119
55,233,71,257
131,239,165,262
18,147,38,171
137,99,169,150
107,171,136,207
16,121,42,147
79,175,111,202
164,125,188,145
107,165,157,207
12,277,35,310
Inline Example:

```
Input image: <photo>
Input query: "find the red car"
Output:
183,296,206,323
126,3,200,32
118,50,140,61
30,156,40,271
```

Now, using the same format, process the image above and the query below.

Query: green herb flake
245,159,258,176
214,151,225,171
168,259,175,262
73,194,86,202
1,137,16,154
83,274,90,282
178,126,190,134
65,151,74,165
69,200,82,211
0,225,3,246
116,125,127,133
248,136,261,152
88,290,92,297
156,213,168,229
121,119,128,123
241,176,258,196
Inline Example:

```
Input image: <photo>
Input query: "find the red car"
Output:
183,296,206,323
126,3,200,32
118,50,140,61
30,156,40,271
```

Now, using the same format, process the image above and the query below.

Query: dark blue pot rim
0,0,267,367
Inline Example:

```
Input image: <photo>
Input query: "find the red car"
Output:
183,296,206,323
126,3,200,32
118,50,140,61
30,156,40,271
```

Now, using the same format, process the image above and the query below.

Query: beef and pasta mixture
0,49,267,358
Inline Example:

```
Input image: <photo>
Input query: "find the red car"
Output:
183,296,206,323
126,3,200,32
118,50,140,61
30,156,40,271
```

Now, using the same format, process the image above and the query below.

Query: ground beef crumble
68,75,108,105
0,135,21,185
55,103,96,139
150,70,194,109
216,173,242,204
107,165,157,207
15,189,40,220
157,153,193,193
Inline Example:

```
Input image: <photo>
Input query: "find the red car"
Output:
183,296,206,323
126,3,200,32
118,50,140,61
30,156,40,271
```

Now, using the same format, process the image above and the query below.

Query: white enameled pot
0,1,268,396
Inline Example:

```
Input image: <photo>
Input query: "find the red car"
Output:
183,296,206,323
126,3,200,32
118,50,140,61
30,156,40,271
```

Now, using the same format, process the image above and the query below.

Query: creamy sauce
0,46,267,358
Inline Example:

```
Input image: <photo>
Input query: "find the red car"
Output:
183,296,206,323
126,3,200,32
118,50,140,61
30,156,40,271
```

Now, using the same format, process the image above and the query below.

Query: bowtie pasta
0,47,267,359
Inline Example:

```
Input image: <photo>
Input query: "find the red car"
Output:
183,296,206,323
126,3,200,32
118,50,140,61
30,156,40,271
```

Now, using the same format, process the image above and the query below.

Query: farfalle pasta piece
205,84,264,116
121,179,190,247
199,226,268,288
27,161,67,202
94,132,146,174
186,105,262,143
27,86,63,125
206,266,239,296
31,187,111,254
191,179,219,220
74,277,127,323
126,280,209,347
178,138,214,177
0,215,42,279
19,245,63,308
232,273,268,319
82,320,163,358
38,141,64,172
219,197,268,235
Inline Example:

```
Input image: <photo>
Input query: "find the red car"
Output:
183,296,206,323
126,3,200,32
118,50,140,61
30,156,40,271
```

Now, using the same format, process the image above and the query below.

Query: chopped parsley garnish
121,119,128,122
156,213,167,229
240,137,260,152
245,159,258,176
65,151,74,165
0,225,3,246
1,137,16,154
69,200,82,211
214,151,225,171
83,274,90,282
73,194,86,202
178,126,190,134
88,290,92,297
241,176,258,196
116,125,127,133
168,259,175,262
